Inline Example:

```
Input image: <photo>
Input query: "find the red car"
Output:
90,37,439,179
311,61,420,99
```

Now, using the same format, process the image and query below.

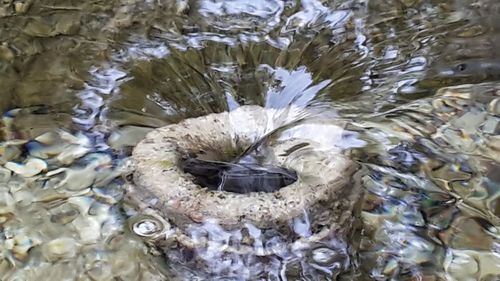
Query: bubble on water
311,247,338,265
292,211,312,238
134,220,160,236
129,214,168,239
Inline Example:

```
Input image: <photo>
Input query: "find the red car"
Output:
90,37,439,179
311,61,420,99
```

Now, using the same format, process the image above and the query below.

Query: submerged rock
355,82,500,162
5,158,47,177
42,237,78,262
350,82,500,279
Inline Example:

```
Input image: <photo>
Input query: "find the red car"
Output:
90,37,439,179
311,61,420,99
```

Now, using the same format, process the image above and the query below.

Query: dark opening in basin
181,157,298,194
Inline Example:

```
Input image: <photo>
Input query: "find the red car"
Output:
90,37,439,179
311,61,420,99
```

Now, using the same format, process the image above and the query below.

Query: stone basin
125,105,363,276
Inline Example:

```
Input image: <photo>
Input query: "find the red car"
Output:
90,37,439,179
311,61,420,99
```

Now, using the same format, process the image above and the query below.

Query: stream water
0,0,499,280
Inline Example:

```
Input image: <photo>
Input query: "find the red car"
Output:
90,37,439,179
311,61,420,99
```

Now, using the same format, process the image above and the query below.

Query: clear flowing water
0,0,499,280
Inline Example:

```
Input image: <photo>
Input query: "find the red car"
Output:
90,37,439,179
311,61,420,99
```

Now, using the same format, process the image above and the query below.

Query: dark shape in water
419,59,500,89
181,158,298,194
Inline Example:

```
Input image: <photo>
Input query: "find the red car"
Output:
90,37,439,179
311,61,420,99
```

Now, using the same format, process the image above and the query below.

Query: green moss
158,159,175,169
221,144,242,161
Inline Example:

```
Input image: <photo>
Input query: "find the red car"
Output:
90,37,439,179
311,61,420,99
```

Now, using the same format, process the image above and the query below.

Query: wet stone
43,237,78,261
482,116,500,134
0,43,15,62
92,186,123,205
87,261,113,280
12,190,34,207
8,233,39,261
488,98,500,116
107,125,155,150
0,167,12,183
50,203,80,225
14,0,32,14
5,158,47,177
46,166,96,191
88,201,109,216
445,251,480,280
0,7,8,18
0,145,22,165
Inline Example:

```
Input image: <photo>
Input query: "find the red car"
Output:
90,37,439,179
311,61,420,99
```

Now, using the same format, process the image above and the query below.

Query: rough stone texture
127,105,363,254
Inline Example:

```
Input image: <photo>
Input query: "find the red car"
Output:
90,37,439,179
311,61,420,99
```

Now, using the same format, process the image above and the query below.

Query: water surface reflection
0,0,499,280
